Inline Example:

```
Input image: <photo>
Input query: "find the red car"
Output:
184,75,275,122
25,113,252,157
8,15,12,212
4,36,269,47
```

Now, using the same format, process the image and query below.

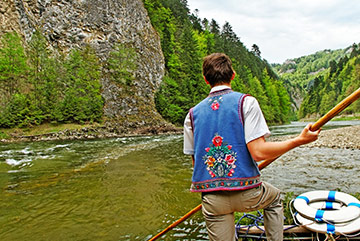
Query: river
0,120,359,240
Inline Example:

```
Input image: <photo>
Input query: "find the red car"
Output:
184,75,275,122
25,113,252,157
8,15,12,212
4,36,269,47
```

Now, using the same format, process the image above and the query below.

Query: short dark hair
202,53,234,87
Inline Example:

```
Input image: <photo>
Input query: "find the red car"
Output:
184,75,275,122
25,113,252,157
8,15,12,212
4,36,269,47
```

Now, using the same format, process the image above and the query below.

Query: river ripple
0,121,359,240
262,147,360,195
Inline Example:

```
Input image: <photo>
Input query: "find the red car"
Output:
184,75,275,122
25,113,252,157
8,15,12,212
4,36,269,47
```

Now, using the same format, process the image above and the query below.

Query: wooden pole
148,204,202,241
309,87,360,131
149,87,360,240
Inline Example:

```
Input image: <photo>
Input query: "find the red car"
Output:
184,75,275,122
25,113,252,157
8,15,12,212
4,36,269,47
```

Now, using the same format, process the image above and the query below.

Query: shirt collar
210,85,232,93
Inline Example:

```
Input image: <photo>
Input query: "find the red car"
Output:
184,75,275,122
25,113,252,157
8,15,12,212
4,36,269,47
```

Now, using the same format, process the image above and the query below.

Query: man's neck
210,84,232,93
211,83,231,88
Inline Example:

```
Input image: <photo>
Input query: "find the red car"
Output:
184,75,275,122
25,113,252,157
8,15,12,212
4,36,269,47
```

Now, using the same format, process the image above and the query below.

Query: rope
235,211,300,240
235,211,266,239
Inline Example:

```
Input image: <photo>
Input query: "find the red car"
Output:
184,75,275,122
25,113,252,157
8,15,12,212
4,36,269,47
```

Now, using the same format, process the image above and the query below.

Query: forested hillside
272,48,349,111
273,44,360,119
144,0,291,125
0,31,147,128
0,32,103,127
298,44,360,118
273,48,349,89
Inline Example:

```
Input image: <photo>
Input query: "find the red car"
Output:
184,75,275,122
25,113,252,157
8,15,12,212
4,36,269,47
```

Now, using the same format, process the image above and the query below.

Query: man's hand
294,123,321,146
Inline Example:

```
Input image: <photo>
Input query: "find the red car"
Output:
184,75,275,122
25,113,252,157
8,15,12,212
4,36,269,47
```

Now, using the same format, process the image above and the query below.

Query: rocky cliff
0,0,169,131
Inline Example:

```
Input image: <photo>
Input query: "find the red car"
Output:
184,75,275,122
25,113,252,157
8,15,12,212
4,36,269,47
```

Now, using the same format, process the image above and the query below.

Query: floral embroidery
190,177,261,191
211,101,220,110
212,135,223,146
203,134,237,178
208,96,223,111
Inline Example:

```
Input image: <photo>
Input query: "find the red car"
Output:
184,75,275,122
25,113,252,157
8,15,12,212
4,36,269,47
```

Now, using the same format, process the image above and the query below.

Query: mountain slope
0,0,167,129
145,0,291,124
273,44,359,118
272,46,352,112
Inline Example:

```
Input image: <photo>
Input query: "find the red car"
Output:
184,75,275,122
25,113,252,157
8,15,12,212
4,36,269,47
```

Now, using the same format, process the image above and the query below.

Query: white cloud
187,0,360,63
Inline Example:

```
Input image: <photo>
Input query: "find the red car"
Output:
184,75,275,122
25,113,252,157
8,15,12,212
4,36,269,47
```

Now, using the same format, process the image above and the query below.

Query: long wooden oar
149,204,202,241
149,87,360,241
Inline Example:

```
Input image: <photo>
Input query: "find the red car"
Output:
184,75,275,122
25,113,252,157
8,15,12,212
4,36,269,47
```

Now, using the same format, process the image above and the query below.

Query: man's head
202,53,235,87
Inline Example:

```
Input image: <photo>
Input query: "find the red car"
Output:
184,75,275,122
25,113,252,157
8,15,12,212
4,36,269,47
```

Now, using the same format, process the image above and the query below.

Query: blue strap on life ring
326,223,335,234
315,210,325,221
297,196,310,203
348,202,360,208
328,191,336,201
325,201,333,210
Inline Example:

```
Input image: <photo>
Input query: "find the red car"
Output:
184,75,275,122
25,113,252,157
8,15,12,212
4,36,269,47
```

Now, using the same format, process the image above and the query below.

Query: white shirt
183,85,270,155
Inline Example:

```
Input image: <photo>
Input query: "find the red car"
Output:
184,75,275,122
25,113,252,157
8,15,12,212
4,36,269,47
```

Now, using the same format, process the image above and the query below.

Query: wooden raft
237,225,309,234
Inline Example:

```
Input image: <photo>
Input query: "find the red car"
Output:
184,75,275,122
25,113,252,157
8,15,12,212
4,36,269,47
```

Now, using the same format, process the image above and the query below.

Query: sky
186,0,360,64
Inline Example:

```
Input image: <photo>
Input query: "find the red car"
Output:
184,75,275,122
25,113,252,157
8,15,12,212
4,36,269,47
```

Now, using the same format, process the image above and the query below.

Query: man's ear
203,76,210,85
231,72,236,80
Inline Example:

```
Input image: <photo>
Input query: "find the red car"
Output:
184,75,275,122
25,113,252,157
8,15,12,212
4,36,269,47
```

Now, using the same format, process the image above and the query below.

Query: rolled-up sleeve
243,96,271,144
183,112,194,155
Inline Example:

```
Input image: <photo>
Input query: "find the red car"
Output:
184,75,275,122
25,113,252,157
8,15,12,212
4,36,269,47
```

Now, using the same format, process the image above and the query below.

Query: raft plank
237,225,309,234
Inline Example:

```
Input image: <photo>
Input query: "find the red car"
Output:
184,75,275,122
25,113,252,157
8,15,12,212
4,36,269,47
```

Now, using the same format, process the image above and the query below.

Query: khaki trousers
201,182,283,241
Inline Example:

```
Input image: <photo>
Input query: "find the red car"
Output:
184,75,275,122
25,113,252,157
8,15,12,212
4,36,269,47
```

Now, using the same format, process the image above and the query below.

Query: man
183,53,320,240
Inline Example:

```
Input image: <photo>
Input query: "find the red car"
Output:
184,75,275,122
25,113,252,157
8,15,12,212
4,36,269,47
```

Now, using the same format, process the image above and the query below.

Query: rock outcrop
0,0,167,128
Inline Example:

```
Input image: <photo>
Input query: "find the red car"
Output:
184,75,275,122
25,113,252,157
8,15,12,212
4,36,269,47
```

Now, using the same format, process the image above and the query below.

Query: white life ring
293,190,360,223
295,212,360,234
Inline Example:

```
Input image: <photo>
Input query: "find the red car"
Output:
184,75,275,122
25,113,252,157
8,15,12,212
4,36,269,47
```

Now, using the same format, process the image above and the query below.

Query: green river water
1,121,359,240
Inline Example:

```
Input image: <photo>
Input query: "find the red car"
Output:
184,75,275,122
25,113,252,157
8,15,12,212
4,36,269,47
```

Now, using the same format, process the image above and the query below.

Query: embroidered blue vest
190,89,261,192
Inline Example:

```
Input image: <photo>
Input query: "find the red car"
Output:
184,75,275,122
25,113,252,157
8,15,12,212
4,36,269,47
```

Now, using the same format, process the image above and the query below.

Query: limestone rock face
1,0,166,127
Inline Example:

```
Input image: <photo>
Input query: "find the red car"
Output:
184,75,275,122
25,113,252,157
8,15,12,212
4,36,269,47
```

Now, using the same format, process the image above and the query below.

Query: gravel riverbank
1,124,359,149
269,125,360,149
0,124,182,143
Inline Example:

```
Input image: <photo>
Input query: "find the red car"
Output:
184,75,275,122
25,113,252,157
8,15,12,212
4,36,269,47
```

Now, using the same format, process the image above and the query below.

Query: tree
61,46,103,123
262,69,281,123
177,20,205,109
210,19,220,34
189,9,202,31
275,80,291,122
202,18,210,31
144,0,181,76
0,32,28,103
0,32,31,127
251,44,261,58
107,43,137,86
155,76,187,124
221,22,240,56
27,30,62,123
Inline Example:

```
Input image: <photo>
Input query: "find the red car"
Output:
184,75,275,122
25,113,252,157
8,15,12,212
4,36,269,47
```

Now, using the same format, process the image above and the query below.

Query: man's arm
247,123,320,162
